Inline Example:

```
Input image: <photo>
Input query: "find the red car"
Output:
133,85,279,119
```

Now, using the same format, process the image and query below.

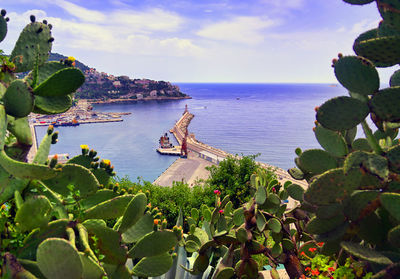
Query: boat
53,118,79,127
159,132,173,148
156,132,181,155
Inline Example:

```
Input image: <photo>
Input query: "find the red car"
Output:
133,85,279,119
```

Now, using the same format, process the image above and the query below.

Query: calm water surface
36,83,346,182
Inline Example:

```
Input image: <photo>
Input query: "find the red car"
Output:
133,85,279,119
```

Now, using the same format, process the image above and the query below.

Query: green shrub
206,154,276,207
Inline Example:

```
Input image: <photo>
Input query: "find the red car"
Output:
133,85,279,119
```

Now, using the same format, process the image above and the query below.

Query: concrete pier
154,109,308,205
153,153,214,186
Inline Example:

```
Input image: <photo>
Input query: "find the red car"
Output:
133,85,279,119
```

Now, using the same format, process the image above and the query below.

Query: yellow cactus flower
67,56,76,62
80,144,89,149
102,159,111,166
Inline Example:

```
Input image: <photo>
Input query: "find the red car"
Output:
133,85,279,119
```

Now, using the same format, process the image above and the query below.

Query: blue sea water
35,83,346,182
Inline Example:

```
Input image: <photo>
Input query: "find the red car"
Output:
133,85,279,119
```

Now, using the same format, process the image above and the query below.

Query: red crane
181,129,188,158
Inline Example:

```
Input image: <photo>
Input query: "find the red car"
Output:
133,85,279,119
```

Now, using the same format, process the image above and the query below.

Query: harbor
27,99,129,162
154,106,308,199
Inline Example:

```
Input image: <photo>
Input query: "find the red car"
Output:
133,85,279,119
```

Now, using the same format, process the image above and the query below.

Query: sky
0,0,395,83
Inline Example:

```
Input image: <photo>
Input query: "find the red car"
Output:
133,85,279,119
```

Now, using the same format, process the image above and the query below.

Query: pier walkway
155,109,308,211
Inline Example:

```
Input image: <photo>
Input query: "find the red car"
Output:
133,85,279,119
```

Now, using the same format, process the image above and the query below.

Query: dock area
156,146,181,155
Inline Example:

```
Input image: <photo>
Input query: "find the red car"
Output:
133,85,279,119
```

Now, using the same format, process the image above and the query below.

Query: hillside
49,53,189,100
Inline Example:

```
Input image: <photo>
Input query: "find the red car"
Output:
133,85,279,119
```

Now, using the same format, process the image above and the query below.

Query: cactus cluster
287,0,400,277
0,12,179,278
178,169,316,279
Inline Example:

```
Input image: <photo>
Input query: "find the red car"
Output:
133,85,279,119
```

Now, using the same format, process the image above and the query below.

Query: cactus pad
377,0,400,30
0,150,58,179
388,225,400,247
334,56,379,95
306,215,346,235
83,219,127,264
67,154,92,168
25,61,68,86
0,165,29,205
316,96,369,131
80,189,118,209
32,128,53,164
17,219,68,260
286,183,304,201
7,116,32,146
79,253,105,279
352,138,372,151
33,94,73,115
344,151,389,179
33,68,85,97
43,163,98,198
15,195,52,232
298,149,337,174
10,21,52,72
84,195,133,220
304,168,361,205
380,192,400,222
122,212,153,243
341,241,393,265
36,238,83,279
353,35,400,67
387,145,400,173
390,69,400,86
314,125,348,157
316,203,343,219
118,192,147,233
267,218,281,233
131,253,173,277
345,190,380,221
255,185,267,205
370,87,400,122
0,13,6,43
288,167,304,180
3,80,34,118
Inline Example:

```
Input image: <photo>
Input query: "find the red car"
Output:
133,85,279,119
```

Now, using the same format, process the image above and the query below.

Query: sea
35,83,347,182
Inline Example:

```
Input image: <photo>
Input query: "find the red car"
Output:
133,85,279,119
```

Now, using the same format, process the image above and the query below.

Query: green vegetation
1,0,400,278
206,154,272,207
0,13,179,278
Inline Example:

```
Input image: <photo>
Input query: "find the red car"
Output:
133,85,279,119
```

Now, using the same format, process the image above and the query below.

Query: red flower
317,242,324,247
219,209,224,214
214,190,221,195
328,267,335,272
308,247,317,253
311,269,320,276
305,267,311,271
300,251,306,257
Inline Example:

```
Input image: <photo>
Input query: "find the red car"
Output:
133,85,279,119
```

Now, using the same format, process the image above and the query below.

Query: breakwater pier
154,108,308,192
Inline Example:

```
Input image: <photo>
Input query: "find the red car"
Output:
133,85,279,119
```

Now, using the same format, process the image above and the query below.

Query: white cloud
110,9,184,33
2,4,199,59
350,19,379,34
259,0,305,9
53,0,106,23
196,16,276,45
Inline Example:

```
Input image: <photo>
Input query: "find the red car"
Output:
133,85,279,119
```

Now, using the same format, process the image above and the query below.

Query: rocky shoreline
87,95,192,104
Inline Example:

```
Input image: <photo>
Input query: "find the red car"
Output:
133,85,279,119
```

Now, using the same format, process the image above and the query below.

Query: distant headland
41,53,191,103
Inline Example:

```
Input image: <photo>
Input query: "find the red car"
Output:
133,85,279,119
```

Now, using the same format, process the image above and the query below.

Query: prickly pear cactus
178,169,314,279
288,1,400,277
0,11,179,279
